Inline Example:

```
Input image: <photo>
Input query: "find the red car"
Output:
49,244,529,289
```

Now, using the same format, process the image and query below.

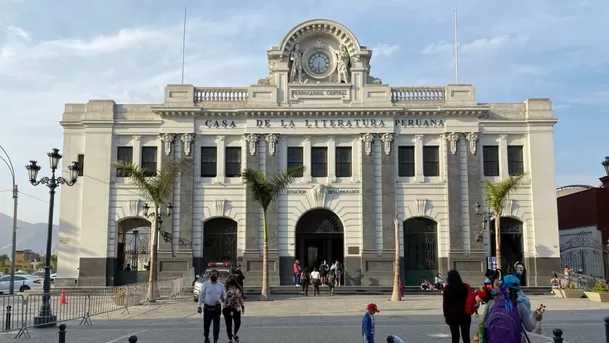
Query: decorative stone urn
584,292,609,302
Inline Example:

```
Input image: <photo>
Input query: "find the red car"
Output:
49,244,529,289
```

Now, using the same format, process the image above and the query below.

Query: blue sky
0,0,607,224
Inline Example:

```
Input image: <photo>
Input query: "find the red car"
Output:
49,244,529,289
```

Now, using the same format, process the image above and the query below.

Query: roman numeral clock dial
308,52,330,75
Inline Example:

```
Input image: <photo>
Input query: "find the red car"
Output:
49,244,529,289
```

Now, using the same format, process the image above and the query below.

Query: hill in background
0,213,59,255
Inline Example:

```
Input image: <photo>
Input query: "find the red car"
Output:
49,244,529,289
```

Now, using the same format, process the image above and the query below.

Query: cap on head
503,275,520,290
367,303,380,313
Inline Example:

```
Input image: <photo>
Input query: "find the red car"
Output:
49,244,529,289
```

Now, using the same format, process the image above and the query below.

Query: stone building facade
56,19,560,287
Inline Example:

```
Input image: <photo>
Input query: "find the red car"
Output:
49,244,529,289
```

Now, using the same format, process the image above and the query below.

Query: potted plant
558,283,585,299
584,279,609,302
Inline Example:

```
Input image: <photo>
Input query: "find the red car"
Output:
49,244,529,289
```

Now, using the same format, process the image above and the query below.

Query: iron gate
490,218,524,275
121,228,150,271
560,232,607,278
403,217,438,285
203,218,238,265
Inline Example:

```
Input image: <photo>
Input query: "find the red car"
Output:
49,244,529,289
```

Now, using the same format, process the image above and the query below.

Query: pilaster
466,133,485,254
303,136,312,182
499,135,508,179
446,133,463,253
215,136,226,183
263,133,280,285
158,133,175,256
414,135,424,182
380,133,396,256
328,136,336,183
179,134,195,265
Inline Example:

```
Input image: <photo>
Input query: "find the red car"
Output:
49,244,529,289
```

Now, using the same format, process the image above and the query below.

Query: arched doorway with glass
295,208,344,280
490,217,524,283
403,217,438,286
115,217,151,286
202,217,238,268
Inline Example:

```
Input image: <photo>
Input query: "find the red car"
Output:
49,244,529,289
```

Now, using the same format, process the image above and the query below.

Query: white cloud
371,44,400,57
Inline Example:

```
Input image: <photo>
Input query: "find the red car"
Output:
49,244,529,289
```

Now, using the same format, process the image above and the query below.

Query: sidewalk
97,294,609,321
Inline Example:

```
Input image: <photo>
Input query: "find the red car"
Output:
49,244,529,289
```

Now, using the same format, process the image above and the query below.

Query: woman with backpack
442,269,472,343
480,275,542,343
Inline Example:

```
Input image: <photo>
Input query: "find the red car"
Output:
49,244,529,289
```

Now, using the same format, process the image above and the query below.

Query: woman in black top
442,269,471,343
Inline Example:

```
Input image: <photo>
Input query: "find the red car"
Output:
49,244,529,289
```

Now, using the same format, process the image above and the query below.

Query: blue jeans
294,272,301,285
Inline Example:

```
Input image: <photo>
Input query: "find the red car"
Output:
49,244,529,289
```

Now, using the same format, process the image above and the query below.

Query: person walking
362,303,379,343
293,259,302,286
222,276,244,343
311,267,321,296
300,267,311,296
197,269,226,343
442,269,472,343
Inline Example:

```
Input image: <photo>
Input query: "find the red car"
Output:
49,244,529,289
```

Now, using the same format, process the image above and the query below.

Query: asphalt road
1,309,606,342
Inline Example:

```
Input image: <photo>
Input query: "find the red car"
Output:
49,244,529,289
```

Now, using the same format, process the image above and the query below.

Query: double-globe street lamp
142,202,172,287
0,145,19,295
26,148,80,328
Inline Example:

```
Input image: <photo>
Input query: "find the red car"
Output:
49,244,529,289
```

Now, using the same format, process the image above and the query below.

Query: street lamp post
0,145,18,295
142,202,172,299
474,202,495,269
26,149,80,328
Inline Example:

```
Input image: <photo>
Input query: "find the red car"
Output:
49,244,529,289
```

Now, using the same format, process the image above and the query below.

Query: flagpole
181,6,187,84
454,6,459,84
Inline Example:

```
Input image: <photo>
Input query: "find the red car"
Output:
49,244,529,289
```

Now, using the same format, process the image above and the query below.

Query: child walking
362,303,379,343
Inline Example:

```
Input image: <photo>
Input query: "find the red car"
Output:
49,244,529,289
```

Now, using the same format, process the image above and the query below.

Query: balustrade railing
391,87,445,103
194,87,249,104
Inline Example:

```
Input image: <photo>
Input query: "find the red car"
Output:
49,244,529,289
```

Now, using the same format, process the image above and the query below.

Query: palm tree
390,205,402,302
242,166,305,301
112,159,189,302
483,173,527,270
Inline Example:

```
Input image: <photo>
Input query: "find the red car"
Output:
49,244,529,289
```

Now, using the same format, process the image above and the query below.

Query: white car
0,275,43,293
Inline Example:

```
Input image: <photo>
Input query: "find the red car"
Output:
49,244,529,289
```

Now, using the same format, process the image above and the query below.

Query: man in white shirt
197,270,226,343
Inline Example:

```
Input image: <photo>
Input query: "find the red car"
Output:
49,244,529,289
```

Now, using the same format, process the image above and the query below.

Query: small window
201,147,217,177
423,146,439,177
398,146,415,177
116,147,133,177
77,154,84,176
287,147,304,177
311,147,328,177
225,147,242,177
507,146,524,176
483,146,500,177
141,147,157,177
335,147,352,177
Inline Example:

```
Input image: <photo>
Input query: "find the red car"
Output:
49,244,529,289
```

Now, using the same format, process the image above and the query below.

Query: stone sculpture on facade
180,133,195,156
446,132,461,155
329,44,350,83
289,44,303,83
311,184,327,208
381,133,394,156
245,134,260,156
160,133,175,156
466,132,480,155
266,134,279,156
361,133,374,156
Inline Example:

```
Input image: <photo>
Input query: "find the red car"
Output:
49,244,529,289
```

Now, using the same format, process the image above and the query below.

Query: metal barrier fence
1,277,185,339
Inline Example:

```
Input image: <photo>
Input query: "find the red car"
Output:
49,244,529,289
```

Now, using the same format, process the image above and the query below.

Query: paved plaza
1,294,607,342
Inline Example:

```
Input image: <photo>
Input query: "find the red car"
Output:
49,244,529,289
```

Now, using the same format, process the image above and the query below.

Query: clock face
308,52,330,75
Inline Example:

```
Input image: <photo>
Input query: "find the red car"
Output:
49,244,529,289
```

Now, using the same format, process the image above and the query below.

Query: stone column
179,134,196,273
446,132,464,256
466,133,485,254
357,133,376,286
241,134,262,285
264,134,280,286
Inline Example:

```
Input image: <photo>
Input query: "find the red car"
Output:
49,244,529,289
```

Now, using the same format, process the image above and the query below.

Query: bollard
58,324,67,343
5,305,11,331
553,328,563,343
605,317,609,343
128,335,138,342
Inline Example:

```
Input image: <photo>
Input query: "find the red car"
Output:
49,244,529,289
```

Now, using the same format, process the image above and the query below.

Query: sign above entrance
289,85,352,102
395,119,444,128
253,119,386,129
286,188,360,195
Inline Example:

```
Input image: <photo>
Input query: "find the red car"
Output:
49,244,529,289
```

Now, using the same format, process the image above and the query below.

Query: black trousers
312,279,320,295
301,281,309,295
222,307,242,340
203,305,222,341
447,315,471,343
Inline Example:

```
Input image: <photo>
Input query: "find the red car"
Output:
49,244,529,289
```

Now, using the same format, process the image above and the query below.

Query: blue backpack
485,297,521,343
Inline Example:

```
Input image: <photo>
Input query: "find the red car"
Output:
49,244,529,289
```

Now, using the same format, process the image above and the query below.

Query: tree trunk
147,206,159,302
494,214,502,271
260,211,271,301
391,214,401,302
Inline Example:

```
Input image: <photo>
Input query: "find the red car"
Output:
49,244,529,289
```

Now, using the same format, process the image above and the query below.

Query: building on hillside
56,19,560,288
2,249,41,272
557,161,609,278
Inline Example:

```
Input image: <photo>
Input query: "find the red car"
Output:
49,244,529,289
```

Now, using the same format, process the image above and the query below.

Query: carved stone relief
266,134,279,156
361,133,375,156
245,134,260,156
445,132,461,155
214,199,226,218
310,184,327,208
504,199,515,216
415,199,429,217
466,132,480,155
380,133,395,156
181,133,195,156
128,200,140,217
160,133,175,156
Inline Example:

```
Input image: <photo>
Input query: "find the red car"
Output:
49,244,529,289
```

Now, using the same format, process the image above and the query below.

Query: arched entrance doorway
295,209,344,272
115,217,151,286
403,217,438,286
490,217,524,281
203,218,238,267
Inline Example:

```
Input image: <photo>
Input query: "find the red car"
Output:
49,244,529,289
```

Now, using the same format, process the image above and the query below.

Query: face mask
210,276,218,282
